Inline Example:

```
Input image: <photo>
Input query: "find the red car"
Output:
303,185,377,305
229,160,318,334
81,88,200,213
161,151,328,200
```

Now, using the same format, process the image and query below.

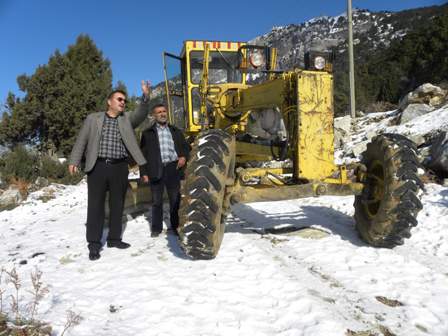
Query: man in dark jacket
140,104,189,237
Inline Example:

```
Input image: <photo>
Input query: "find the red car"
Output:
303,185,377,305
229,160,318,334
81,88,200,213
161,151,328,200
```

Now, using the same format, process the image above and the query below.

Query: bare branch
6,267,21,322
26,267,49,322
0,267,5,314
60,310,82,336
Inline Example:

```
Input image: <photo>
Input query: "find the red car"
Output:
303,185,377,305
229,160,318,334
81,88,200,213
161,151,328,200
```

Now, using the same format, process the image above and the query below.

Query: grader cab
163,40,423,260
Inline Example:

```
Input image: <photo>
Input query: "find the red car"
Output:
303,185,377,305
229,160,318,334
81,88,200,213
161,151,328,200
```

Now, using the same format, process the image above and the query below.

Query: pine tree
114,80,128,93
0,34,113,155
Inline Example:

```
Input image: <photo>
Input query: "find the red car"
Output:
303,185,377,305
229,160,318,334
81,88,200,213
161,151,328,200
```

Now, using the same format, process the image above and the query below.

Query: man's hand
141,175,149,183
177,157,186,169
68,164,78,175
141,80,151,98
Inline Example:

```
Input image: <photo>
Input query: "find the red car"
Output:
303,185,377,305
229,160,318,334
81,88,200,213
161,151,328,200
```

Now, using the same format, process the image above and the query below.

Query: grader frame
164,41,361,194
162,40,423,259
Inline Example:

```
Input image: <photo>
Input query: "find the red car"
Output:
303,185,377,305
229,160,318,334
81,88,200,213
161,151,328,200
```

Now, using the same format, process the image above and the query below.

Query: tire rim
362,160,385,218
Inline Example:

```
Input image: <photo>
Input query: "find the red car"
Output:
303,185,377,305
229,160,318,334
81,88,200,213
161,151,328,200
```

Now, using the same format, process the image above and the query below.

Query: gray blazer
69,100,149,172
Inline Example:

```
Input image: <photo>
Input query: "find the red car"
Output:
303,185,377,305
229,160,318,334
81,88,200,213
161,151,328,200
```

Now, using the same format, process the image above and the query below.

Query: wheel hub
363,160,385,218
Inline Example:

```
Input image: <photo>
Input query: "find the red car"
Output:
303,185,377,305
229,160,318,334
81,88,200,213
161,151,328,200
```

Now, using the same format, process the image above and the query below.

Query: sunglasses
117,97,127,103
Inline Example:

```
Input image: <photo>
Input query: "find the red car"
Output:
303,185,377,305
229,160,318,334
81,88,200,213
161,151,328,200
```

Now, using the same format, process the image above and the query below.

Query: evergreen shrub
0,148,84,187
0,146,38,183
39,156,83,185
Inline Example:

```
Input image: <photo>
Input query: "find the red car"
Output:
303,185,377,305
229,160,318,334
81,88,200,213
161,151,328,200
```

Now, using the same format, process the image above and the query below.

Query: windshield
163,53,185,130
190,51,242,84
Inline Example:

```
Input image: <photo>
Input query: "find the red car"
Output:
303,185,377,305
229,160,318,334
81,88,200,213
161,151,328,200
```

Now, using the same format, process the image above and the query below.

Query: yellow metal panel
185,43,199,133
296,71,336,180
237,77,285,110
235,141,273,161
184,40,244,52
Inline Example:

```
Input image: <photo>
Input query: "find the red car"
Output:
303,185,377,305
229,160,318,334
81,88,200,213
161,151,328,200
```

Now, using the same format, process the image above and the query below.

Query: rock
398,92,416,110
334,116,352,148
399,103,434,124
427,131,448,177
352,142,368,158
375,295,404,307
37,186,57,203
429,95,444,106
415,83,445,96
399,83,447,110
334,115,352,133
418,146,431,161
365,129,378,141
345,140,369,158
407,133,426,146
28,177,50,193
334,129,349,149
0,186,23,211
31,252,45,258
36,177,50,188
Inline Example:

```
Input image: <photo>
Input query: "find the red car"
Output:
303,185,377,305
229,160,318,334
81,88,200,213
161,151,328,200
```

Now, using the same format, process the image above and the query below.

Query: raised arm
129,80,152,128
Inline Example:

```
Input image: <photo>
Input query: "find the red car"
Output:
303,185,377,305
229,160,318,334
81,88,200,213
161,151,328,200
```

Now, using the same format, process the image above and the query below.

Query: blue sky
0,0,445,105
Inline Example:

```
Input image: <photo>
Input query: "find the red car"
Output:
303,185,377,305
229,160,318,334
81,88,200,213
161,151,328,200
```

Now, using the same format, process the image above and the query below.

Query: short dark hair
108,90,127,100
151,103,167,113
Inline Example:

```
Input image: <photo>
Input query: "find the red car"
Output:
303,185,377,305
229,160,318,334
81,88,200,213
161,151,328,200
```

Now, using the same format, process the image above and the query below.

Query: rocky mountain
249,4,446,72
154,4,447,116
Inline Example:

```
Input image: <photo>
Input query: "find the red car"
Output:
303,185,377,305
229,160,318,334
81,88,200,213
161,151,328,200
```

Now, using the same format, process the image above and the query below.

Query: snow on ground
2,105,448,335
357,105,448,143
1,179,447,336
336,104,448,165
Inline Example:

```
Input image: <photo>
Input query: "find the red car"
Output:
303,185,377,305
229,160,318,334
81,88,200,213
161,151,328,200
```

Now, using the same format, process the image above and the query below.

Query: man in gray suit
68,81,151,261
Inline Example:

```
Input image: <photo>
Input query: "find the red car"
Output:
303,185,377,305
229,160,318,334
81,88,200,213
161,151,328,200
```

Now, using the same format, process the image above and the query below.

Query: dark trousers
86,160,129,251
150,162,181,233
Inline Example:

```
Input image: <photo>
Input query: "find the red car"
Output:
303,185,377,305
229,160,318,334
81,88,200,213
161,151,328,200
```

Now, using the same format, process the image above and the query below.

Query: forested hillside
351,12,448,113
252,4,447,115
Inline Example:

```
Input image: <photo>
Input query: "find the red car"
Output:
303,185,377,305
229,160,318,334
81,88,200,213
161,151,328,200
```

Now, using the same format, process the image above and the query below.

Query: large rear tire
178,130,235,259
354,134,424,247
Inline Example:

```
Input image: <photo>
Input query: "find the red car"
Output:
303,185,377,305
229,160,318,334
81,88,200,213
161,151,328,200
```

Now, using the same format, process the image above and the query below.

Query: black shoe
89,250,101,261
150,231,161,238
107,241,131,249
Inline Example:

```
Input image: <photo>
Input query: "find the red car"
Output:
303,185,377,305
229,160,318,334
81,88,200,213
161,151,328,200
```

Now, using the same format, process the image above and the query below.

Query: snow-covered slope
250,5,444,71
1,181,447,335
1,108,448,335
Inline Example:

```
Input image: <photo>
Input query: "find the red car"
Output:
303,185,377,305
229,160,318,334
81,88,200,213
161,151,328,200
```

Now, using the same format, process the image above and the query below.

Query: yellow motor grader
162,40,423,260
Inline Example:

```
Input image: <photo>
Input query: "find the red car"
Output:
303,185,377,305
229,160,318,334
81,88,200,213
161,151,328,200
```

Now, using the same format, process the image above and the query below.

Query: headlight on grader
314,56,326,70
305,51,334,72
249,49,265,68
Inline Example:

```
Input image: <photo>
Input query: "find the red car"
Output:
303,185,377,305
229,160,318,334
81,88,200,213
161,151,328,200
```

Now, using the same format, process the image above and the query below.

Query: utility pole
348,0,356,118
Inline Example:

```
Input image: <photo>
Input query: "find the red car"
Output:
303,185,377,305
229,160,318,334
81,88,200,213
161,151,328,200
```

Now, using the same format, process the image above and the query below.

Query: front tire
354,134,424,247
178,130,235,259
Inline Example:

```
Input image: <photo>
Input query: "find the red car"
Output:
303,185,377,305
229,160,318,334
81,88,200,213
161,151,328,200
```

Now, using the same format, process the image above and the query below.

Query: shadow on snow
227,203,366,247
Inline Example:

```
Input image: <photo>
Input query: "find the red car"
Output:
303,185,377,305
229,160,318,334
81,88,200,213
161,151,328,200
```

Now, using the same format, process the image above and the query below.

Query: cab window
190,51,242,84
